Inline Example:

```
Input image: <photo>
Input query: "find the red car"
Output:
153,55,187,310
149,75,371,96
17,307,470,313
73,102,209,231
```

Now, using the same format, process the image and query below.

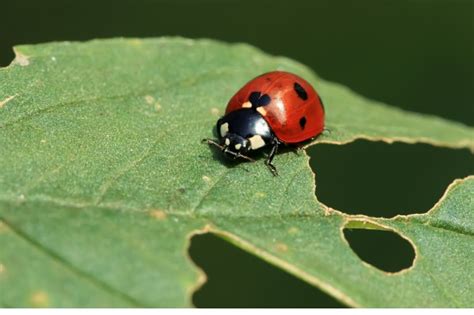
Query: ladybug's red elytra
204,71,325,175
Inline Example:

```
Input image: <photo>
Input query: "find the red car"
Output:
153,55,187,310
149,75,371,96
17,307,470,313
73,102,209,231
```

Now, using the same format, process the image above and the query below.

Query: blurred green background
2,0,473,307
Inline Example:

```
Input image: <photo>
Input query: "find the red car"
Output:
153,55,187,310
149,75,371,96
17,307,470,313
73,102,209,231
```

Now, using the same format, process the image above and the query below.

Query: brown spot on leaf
154,102,162,111
254,192,266,198
128,39,143,46
0,221,9,233
0,263,6,275
288,227,299,235
275,242,288,252
30,291,49,307
149,209,167,221
145,95,154,105
14,52,30,66
144,95,161,111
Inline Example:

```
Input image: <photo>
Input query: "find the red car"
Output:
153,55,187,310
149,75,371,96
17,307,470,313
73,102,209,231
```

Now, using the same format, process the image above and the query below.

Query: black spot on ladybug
249,92,261,106
299,116,307,129
318,95,325,112
249,91,271,107
259,94,271,106
294,82,308,100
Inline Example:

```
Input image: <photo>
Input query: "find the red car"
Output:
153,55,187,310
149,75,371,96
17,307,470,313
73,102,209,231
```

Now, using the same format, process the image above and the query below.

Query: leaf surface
0,38,473,307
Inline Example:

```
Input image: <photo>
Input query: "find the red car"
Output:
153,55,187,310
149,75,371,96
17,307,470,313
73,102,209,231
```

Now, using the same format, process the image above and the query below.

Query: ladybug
204,71,325,175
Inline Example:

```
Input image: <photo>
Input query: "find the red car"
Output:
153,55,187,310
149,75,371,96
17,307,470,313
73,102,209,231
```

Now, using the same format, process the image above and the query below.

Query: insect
204,71,325,175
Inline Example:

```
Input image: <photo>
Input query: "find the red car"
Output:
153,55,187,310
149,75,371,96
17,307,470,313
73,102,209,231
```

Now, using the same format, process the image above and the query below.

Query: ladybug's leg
224,147,255,162
235,152,256,162
265,139,280,176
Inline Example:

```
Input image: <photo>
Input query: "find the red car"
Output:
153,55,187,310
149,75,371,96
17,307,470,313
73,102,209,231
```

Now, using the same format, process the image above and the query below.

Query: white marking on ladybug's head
248,135,266,150
234,143,242,150
257,106,267,116
220,122,229,137
225,138,230,146
242,101,252,108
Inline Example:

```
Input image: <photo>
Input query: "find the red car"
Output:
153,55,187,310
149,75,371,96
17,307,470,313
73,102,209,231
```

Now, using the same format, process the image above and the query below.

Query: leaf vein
0,216,144,307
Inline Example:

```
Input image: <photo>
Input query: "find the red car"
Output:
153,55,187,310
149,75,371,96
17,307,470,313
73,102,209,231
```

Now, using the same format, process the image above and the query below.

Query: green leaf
0,38,472,307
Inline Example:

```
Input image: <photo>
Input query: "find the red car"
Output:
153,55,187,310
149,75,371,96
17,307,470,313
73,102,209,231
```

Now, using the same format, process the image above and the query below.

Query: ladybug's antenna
202,138,223,150
202,138,255,162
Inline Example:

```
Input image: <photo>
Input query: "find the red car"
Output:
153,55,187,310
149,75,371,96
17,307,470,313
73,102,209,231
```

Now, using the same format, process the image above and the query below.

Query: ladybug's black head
220,133,251,160
205,108,273,162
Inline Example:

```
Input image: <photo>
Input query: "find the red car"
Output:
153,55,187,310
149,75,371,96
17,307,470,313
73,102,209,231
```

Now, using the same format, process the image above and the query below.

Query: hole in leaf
343,226,415,273
1,47,16,67
307,140,474,217
189,233,345,308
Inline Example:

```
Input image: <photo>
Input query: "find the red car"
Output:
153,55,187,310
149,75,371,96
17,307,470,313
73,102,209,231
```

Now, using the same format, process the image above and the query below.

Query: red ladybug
204,71,325,175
